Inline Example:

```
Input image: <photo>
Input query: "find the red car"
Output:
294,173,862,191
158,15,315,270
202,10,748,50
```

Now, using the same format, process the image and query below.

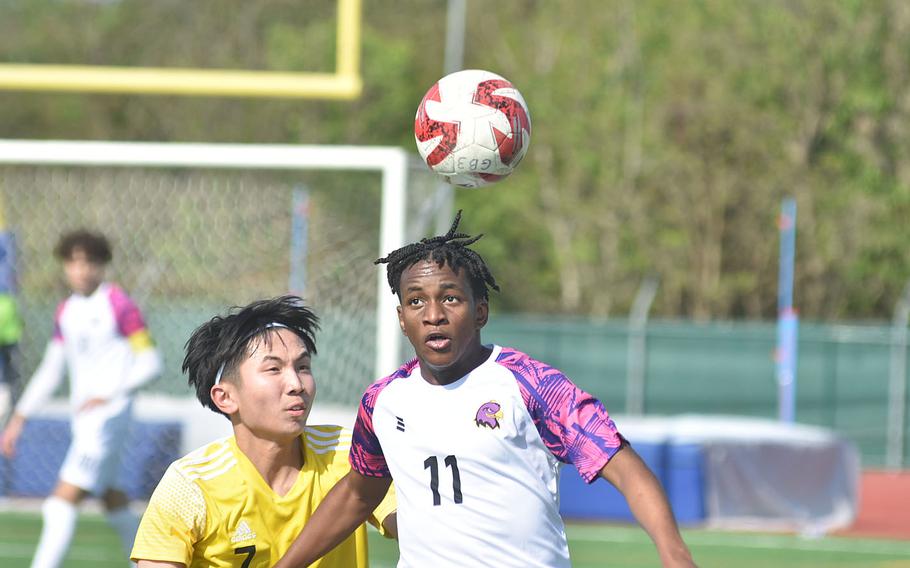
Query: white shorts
59,399,132,494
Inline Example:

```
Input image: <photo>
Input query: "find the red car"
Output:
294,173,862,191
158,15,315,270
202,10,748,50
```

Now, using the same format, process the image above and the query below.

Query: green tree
0,0,908,320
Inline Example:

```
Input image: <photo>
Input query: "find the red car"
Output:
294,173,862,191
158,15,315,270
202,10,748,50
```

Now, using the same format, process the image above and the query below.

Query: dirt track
837,470,910,540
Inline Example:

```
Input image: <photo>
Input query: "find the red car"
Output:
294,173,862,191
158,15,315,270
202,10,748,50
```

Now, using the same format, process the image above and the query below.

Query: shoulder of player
492,345,568,380
375,359,419,388
54,296,70,319
358,361,418,407
103,282,140,307
102,281,126,296
488,345,594,413
304,425,353,459
171,436,238,481
376,358,425,391
304,424,352,447
147,457,210,539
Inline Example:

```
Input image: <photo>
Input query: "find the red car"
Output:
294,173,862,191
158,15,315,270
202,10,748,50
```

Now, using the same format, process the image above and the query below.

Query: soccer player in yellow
131,296,396,568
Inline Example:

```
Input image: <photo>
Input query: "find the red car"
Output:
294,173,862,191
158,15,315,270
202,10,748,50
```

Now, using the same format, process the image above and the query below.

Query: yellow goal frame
0,0,362,99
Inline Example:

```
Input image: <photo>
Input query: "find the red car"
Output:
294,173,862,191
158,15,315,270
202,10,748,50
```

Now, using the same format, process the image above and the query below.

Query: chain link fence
484,316,910,468
2,155,438,406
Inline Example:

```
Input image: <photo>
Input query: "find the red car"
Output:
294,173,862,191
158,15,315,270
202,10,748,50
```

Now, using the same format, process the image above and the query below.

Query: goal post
0,139,427,403
0,0,364,99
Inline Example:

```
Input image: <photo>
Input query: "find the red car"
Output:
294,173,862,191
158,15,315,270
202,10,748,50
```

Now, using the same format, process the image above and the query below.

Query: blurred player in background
131,295,396,568
277,211,695,568
0,229,162,568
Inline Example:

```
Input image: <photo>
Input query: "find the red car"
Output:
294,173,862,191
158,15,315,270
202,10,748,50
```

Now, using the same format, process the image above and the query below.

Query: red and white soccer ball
414,69,532,188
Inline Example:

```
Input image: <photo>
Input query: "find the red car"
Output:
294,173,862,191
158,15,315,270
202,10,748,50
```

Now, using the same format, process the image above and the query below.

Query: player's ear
474,299,489,330
397,305,406,335
210,382,238,416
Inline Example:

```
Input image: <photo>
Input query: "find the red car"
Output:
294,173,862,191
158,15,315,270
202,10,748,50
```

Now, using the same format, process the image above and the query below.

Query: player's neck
234,429,304,494
420,343,492,386
72,281,103,297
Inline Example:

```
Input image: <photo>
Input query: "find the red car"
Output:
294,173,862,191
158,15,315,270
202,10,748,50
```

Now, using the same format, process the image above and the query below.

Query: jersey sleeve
367,481,397,537
499,348,626,483
15,341,66,417
51,300,66,342
108,285,154,351
314,423,395,536
349,378,393,478
131,463,207,566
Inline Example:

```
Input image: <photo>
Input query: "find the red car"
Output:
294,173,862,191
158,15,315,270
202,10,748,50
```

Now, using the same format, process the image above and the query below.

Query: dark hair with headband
183,295,319,417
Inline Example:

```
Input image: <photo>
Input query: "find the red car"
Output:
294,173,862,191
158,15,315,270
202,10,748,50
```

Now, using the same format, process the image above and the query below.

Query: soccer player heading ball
276,211,695,567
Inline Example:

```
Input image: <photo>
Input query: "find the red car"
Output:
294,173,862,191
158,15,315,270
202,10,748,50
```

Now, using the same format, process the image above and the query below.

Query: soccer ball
414,69,531,188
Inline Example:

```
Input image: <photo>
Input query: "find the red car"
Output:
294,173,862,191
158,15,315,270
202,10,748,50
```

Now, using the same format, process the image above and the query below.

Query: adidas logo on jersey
230,520,257,543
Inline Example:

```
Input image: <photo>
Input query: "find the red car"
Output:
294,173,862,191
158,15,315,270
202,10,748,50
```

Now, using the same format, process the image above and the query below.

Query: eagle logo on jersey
475,401,503,429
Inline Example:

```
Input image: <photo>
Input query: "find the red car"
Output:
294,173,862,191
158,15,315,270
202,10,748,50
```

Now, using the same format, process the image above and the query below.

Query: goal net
0,140,444,497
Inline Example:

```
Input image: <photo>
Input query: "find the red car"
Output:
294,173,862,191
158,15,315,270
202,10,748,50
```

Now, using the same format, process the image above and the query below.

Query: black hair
375,210,499,301
182,295,319,417
54,229,113,264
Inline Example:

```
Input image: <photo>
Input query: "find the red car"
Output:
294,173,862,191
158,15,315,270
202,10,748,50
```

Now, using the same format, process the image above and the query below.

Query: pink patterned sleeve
497,348,625,483
52,300,66,342
349,375,396,478
107,285,148,337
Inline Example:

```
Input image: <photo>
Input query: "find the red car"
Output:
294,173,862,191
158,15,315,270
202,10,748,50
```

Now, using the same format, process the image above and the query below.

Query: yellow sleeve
131,464,207,566
367,481,397,537
313,424,397,538
127,329,155,352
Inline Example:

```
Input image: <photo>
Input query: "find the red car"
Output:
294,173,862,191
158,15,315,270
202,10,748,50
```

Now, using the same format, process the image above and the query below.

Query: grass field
0,511,908,568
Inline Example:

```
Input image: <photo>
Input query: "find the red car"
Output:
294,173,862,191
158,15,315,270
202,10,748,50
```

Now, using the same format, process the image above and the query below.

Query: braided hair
375,210,500,301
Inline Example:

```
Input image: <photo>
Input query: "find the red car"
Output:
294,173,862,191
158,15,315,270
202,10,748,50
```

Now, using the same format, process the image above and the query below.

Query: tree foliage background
1,0,908,320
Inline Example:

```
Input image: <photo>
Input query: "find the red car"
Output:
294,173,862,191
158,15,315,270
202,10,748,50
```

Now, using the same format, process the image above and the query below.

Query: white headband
214,322,289,385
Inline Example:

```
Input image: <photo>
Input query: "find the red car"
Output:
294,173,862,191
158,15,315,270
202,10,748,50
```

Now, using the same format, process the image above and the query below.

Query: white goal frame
0,138,408,380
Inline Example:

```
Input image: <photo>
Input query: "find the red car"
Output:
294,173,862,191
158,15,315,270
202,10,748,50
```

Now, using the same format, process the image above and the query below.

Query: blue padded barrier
558,440,706,524
0,440,10,496
558,441,667,521
0,418,180,499
664,443,705,523
118,421,181,500
8,418,69,497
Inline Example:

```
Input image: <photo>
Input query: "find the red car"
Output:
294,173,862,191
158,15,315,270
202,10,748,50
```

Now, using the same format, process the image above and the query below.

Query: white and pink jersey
17,282,153,416
350,344,625,568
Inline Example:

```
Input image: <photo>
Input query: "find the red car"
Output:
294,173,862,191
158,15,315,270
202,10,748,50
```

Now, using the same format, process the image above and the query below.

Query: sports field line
568,525,910,556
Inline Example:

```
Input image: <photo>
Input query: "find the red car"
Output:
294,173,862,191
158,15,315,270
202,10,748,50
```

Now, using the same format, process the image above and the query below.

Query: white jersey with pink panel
350,344,625,568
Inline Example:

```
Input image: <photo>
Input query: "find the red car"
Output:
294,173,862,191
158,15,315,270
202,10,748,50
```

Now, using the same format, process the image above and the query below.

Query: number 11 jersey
350,345,626,568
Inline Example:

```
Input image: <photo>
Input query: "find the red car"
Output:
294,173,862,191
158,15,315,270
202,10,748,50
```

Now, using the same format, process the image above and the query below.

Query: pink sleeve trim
349,361,416,477
498,347,625,483
107,285,147,337
52,300,67,341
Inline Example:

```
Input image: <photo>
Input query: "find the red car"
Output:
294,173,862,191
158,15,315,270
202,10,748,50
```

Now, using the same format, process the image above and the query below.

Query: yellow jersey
131,425,395,567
